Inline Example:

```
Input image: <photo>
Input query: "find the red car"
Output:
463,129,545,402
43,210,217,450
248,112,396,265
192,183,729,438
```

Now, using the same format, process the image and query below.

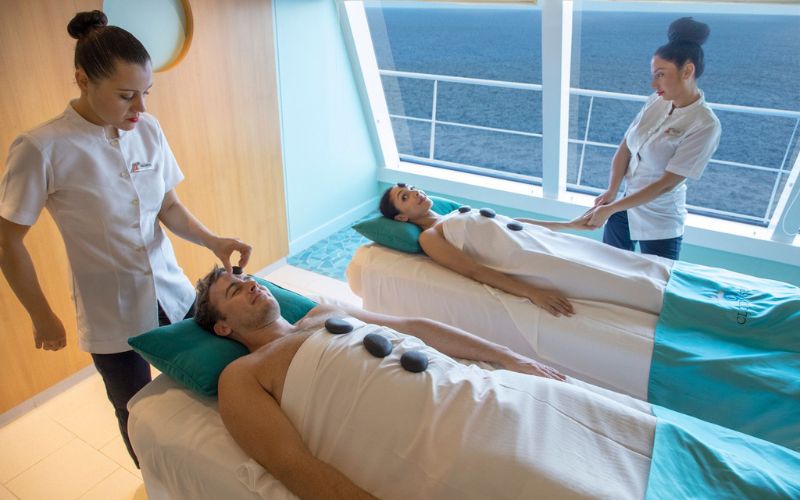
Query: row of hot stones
324,318,429,373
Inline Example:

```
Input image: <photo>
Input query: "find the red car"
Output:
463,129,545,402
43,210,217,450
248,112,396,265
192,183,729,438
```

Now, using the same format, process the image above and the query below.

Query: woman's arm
419,227,573,317
158,190,252,272
594,139,632,208
0,217,66,350
585,171,686,227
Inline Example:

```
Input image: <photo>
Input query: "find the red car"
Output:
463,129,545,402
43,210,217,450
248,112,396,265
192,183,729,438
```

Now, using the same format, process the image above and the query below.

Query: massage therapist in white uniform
0,11,251,467
583,17,721,260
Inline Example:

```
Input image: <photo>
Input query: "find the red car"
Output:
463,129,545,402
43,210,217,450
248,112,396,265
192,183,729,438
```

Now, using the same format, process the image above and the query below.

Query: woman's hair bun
667,17,710,46
67,10,108,40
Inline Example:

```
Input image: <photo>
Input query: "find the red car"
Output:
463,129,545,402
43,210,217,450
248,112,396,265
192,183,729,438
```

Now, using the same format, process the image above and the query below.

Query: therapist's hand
594,189,617,207
527,287,574,317
211,237,253,273
501,353,566,381
585,204,615,228
32,311,67,351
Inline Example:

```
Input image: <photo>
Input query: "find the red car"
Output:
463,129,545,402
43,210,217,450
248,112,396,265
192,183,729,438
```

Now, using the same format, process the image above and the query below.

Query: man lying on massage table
378,183,800,451
193,267,799,500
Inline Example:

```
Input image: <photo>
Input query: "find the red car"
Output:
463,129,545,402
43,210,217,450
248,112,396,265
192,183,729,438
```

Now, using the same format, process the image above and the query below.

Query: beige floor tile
52,396,119,449
7,438,117,500
99,437,141,479
36,374,109,422
0,483,18,500
78,468,144,500
0,410,73,483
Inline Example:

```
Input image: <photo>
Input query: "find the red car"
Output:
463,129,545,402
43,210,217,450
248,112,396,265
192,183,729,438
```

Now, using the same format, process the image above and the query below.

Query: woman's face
77,60,153,131
391,185,433,221
650,55,693,102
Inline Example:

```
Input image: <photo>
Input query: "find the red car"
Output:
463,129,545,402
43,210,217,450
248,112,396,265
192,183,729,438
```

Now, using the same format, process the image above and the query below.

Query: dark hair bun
668,17,710,46
67,10,108,40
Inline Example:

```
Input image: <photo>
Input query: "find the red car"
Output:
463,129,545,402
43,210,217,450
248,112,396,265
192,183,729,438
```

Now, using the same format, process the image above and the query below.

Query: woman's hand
501,352,566,381
210,237,253,273
585,204,615,228
594,189,617,207
527,287,574,317
32,311,67,351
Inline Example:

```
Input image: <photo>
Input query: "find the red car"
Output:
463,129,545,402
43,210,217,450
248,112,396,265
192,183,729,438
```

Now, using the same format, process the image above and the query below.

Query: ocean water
365,6,800,224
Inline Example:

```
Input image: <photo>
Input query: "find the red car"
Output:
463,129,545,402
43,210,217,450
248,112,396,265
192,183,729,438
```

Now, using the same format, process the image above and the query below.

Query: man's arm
218,358,377,500
419,228,574,317
338,306,564,380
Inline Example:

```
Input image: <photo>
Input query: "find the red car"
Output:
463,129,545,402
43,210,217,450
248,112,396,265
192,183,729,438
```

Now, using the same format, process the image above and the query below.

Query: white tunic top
0,103,195,353
623,91,721,240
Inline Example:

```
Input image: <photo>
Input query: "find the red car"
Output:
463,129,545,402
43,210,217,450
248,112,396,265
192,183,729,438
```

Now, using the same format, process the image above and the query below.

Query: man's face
390,185,432,222
209,272,280,335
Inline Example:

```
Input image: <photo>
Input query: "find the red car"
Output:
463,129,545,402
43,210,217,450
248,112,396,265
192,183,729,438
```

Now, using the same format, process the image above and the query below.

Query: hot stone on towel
458,206,472,213
397,182,406,188
507,222,523,231
479,208,496,218
325,318,353,335
401,350,429,373
363,333,393,358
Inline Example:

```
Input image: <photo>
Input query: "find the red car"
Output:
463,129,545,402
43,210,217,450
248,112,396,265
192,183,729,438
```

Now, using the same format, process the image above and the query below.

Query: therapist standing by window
0,11,251,467
584,17,721,260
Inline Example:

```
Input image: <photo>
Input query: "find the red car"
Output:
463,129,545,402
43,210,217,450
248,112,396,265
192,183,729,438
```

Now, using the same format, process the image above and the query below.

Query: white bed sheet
347,243,659,398
128,374,294,500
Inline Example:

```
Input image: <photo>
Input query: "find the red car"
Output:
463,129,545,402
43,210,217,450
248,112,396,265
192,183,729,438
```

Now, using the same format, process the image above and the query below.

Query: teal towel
646,405,800,499
649,261,800,451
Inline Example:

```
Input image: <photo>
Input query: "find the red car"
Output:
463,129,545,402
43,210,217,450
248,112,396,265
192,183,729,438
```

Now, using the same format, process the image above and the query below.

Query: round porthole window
103,0,193,72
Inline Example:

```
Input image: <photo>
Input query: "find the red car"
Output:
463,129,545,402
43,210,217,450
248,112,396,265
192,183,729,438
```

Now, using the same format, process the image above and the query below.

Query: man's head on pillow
195,266,282,342
379,184,433,224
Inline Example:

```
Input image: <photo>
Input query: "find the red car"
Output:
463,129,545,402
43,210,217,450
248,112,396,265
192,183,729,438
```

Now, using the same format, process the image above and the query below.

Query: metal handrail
380,69,800,225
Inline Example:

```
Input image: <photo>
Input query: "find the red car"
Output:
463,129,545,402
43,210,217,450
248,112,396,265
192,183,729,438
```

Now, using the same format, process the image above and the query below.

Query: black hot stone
231,266,243,275
458,205,472,213
397,182,406,188
324,318,353,335
507,222,523,231
479,208,496,218
363,333,393,358
400,350,429,373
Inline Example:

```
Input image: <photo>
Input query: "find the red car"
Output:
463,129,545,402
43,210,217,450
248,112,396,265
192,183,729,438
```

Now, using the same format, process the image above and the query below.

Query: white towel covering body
441,210,673,314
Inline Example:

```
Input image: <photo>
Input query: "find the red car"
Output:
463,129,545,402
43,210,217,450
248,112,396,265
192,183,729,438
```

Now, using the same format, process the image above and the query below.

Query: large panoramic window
364,2,544,182
345,0,800,237
568,1,800,226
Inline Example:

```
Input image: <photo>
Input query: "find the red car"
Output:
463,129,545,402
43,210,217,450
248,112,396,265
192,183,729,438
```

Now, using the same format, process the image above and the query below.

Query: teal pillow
353,195,461,253
128,277,316,396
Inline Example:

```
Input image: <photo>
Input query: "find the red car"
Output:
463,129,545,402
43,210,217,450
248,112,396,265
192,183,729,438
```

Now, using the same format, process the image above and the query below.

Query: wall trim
288,195,379,256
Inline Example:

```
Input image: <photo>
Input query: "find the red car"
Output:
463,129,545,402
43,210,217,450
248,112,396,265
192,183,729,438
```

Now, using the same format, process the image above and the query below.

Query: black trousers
91,301,195,468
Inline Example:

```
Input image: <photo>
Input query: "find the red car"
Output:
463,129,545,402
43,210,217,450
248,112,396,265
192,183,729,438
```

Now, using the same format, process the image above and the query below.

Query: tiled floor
287,211,377,281
0,265,361,500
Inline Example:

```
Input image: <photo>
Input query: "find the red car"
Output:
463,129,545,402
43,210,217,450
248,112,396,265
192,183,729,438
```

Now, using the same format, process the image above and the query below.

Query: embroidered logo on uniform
664,128,683,137
131,162,154,173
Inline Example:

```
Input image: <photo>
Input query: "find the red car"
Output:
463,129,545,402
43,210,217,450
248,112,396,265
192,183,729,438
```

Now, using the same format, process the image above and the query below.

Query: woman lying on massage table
380,183,673,317
195,269,799,500
378,183,800,452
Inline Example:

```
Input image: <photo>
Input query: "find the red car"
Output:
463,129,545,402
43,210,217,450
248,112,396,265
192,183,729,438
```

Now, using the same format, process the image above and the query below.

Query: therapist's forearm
606,142,631,195
0,232,56,321
158,199,217,249
607,174,684,213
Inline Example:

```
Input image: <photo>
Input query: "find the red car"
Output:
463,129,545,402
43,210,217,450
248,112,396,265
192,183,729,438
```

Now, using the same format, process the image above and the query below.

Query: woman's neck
411,211,442,231
672,85,701,109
